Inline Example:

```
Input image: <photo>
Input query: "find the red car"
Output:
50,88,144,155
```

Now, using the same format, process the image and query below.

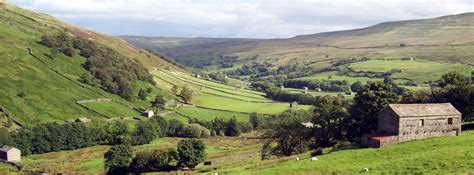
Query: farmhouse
142,110,154,118
0,145,21,162
362,103,462,148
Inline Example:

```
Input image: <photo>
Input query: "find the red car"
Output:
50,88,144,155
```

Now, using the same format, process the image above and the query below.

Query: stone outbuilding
290,102,298,108
362,103,462,148
0,145,21,162
142,110,154,118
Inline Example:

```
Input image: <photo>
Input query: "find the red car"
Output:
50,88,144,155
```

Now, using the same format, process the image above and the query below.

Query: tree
438,71,471,88
310,96,349,148
177,138,206,169
383,77,394,85
350,81,363,92
263,110,311,156
346,81,399,141
152,95,166,108
0,128,13,147
180,86,193,103
132,121,158,145
104,143,133,174
249,113,261,129
138,89,147,100
79,72,94,84
171,85,179,94
224,117,241,136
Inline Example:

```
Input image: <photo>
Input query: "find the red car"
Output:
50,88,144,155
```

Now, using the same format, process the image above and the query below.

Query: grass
192,94,311,114
0,2,179,125
349,59,472,83
219,130,474,174
82,101,141,118
176,107,250,122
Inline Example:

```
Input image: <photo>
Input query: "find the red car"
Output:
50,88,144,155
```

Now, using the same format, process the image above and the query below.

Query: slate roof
0,145,16,152
387,103,461,117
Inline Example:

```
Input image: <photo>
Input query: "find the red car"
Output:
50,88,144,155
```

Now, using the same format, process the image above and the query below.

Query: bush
225,117,241,136
104,143,133,174
238,122,253,133
130,149,178,172
177,138,206,169
310,147,323,156
180,124,210,138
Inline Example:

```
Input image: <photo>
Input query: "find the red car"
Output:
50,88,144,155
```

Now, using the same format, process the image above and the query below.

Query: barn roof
387,103,461,117
0,145,16,152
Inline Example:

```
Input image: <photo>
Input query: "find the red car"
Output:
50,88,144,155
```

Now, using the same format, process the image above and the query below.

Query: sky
9,0,474,38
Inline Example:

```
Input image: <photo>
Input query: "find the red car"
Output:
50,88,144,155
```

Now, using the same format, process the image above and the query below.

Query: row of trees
188,117,253,137
0,122,131,155
40,31,155,101
283,79,350,92
261,71,474,157
104,138,206,174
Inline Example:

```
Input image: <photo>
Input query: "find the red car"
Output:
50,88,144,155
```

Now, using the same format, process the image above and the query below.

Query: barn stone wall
398,115,461,142
378,109,399,134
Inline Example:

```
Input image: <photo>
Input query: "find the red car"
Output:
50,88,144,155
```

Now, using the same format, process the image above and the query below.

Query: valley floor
1,131,473,174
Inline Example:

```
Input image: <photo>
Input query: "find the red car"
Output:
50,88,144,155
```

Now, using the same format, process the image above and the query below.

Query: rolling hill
122,12,474,68
0,1,185,126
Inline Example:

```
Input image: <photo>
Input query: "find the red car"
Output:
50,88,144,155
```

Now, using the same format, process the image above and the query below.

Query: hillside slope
123,12,474,68
0,1,184,126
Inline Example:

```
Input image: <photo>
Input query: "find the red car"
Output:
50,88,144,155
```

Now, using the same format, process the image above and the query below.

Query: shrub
104,143,133,174
177,138,206,169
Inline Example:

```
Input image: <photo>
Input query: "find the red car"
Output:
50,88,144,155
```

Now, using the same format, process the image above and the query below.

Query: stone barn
142,110,154,118
0,145,21,162
362,103,462,148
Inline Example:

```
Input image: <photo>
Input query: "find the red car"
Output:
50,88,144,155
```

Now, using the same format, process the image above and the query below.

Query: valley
1,0,474,174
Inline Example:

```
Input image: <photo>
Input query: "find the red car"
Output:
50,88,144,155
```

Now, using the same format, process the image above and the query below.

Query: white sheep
362,168,369,172
296,157,300,161
311,156,318,161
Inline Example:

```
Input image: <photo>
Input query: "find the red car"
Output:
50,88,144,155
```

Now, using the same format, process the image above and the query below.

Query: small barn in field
0,145,21,162
362,103,462,148
142,110,154,118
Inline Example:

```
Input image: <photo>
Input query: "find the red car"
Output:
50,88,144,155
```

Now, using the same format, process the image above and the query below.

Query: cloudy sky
10,0,474,38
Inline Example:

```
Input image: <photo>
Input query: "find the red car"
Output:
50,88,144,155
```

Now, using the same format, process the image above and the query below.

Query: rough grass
221,131,474,174
82,101,141,118
349,59,472,83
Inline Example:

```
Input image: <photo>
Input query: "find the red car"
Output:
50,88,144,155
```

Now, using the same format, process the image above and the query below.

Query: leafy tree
79,72,94,84
177,138,206,169
438,71,471,88
167,119,184,136
132,121,158,145
310,96,349,148
130,149,178,172
249,112,261,129
383,77,394,84
346,81,399,141
146,87,153,93
152,95,166,108
224,117,241,136
0,128,13,147
104,143,133,174
180,86,193,103
350,81,363,92
263,110,311,156
138,89,147,100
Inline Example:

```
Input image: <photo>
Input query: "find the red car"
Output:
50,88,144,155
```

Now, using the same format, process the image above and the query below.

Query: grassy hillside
0,1,184,125
123,12,474,67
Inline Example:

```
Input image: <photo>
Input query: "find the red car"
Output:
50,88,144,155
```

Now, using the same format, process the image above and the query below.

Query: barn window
448,118,453,125
419,119,424,126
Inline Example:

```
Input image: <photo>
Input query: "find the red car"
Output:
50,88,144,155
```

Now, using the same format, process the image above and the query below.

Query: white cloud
9,0,474,38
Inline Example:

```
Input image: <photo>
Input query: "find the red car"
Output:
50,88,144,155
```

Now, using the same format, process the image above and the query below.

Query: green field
349,59,472,83
217,130,474,174
176,107,250,122
152,70,312,115
82,101,141,118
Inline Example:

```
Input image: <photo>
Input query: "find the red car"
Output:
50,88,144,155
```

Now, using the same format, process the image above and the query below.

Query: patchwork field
152,70,312,115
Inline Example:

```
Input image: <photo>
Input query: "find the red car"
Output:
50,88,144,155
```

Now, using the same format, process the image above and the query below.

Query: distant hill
0,1,185,126
122,12,474,68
